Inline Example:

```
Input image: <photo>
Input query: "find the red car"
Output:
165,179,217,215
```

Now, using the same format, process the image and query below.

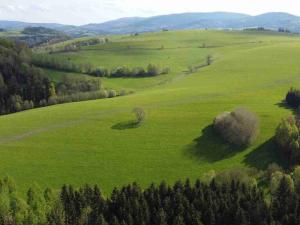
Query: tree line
0,38,119,115
271,88,300,165
0,166,300,225
15,27,70,47
51,38,108,53
32,54,170,78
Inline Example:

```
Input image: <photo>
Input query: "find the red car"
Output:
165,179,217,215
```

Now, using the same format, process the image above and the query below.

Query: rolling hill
2,12,300,36
82,12,300,34
0,30,299,193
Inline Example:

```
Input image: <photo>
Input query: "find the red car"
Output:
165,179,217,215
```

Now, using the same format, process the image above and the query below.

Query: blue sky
1,0,300,25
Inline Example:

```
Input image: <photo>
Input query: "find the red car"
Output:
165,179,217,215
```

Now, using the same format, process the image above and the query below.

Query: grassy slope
1,30,300,193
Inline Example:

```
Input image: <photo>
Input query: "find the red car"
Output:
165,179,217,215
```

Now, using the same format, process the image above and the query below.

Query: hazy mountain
0,20,71,30
240,12,300,30
1,12,300,36
82,17,145,32
80,12,300,34
81,12,250,34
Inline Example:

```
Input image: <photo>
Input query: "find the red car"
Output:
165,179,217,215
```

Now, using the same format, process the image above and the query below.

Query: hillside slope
0,30,299,193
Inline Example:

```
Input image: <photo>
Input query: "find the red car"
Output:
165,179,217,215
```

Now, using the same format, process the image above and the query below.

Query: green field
1,30,300,193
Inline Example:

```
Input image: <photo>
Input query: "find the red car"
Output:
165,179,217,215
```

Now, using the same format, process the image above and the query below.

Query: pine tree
172,215,185,225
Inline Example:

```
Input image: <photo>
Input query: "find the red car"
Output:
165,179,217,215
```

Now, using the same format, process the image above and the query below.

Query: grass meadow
1,30,300,193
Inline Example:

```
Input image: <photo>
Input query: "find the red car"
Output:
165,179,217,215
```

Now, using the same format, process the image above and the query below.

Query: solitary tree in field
214,107,259,146
133,107,145,125
206,55,212,65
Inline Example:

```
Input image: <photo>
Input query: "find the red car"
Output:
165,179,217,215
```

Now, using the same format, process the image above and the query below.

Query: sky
1,0,300,25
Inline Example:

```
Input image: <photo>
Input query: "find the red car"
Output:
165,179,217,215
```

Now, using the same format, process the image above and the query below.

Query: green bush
111,66,130,78
8,95,24,112
275,116,300,163
99,90,109,98
286,87,300,108
23,100,34,110
108,90,117,98
206,55,213,65
131,67,146,77
147,64,160,76
161,67,170,74
133,107,146,124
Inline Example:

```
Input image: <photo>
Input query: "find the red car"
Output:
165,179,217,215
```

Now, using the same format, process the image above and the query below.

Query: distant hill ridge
1,12,300,36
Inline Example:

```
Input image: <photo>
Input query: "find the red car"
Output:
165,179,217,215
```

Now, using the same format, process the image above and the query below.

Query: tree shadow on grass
275,100,297,114
184,125,245,163
243,138,288,170
111,120,140,130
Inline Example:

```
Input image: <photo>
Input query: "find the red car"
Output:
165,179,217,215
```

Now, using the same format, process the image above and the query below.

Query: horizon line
0,11,299,26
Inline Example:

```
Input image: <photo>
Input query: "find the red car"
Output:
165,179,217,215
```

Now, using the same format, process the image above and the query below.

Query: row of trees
32,54,85,74
16,27,70,47
0,167,300,225
46,89,118,106
109,65,170,78
0,38,121,115
273,88,300,164
188,55,212,74
51,38,108,53
56,75,101,95
278,28,291,33
32,54,170,78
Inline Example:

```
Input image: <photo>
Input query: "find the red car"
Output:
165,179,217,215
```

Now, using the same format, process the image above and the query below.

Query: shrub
99,90,108,98
111,66,130,78
131,67,146,77
275,116,300,163
266,163,283,181
214,108,260,146
161,67,170,74
8,95,23,112
292,166,300,189
206,55,212,65
147,64,160,76
286,87,300,108
188,66,196,73
119,90,127,96
39,99,47,107
270,173,294,194
47,97,58,106
90,68,109,77
133,107,146,124
23,100,34,110
108,90,117,98
215,168,258,187
50,91,110,105
202,170,216,184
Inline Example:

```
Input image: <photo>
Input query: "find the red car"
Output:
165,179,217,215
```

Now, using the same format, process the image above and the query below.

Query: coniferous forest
0,174,299,225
